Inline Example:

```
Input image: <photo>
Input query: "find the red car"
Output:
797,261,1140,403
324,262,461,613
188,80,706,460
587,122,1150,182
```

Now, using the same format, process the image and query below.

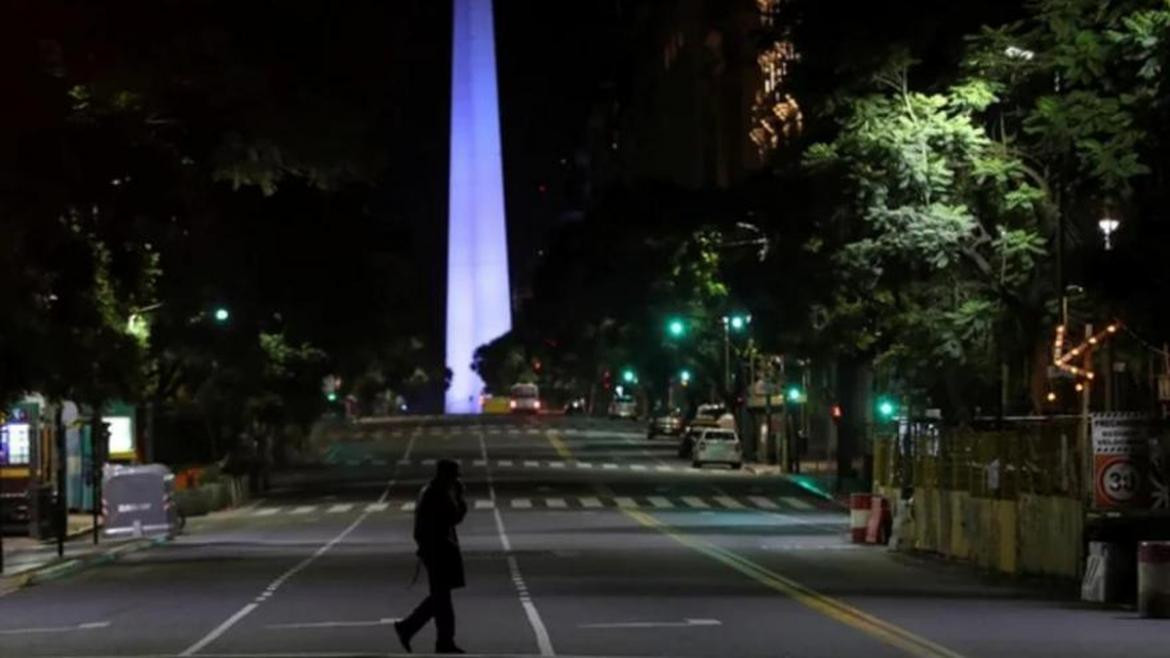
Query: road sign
1091,413,1154,510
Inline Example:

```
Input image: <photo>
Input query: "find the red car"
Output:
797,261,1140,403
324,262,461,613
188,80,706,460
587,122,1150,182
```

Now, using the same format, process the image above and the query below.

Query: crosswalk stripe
397,459,410,465
291,505,316,515
372,459,387,466
715,496,745,509
524,460,540,468
422,459,436,466
401,502,417,512
630,464,648,471
656,465,675,472
576,462,594,469
749,496,779,510
474,499,494,509
344,460,361,467
548,461,565,468
545,498,568,509
682,496,710,509
327,504,354,513
648,496,673,509
254,508,280,517
782,496,814,510
498,459,514,467
580,497,603,509
511,498,532,509
614,497,638,509
603,463,619,470
473,459,486,467
366,503,389,512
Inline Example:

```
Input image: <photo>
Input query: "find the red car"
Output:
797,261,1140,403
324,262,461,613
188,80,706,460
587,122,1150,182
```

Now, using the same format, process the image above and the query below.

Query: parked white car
691,428,742,469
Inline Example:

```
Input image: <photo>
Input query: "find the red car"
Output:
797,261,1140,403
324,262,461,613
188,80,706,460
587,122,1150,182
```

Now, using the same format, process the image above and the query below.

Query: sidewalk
1,514,161,596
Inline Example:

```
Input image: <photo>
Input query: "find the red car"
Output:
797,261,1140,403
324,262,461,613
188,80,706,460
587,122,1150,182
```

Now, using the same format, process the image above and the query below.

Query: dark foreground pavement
1,415,1165,657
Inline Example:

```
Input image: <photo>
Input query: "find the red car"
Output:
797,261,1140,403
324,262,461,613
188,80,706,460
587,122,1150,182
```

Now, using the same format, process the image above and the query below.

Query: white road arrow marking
580,618,721,629
0,621,111,635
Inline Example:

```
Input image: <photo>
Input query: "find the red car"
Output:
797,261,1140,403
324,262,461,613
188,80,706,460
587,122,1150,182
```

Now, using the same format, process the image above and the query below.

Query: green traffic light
622,369,636,384
213,307,230,323
787,386,803,402
326,391,338,402
877,398,896,418
679,369,692,384
667,318,686,338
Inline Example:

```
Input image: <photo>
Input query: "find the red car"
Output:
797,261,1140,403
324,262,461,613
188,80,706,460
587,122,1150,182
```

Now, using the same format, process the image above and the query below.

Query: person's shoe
435,644,465,654
392,621,412,653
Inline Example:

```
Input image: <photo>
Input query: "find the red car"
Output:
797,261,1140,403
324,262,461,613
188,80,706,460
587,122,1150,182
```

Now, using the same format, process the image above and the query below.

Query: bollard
865,495,891,545
849,493,872,544
1138,541,1170,618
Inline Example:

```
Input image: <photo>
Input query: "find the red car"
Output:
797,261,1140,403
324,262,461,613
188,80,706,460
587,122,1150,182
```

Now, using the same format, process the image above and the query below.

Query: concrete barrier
849,493,872,543
1138,541,1170,618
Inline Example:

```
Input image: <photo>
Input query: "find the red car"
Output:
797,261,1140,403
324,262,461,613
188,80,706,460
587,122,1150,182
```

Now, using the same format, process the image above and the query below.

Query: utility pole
56,403,67,558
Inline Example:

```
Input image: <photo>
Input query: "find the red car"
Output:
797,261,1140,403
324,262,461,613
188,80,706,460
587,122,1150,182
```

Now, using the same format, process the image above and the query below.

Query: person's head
434,458,461,483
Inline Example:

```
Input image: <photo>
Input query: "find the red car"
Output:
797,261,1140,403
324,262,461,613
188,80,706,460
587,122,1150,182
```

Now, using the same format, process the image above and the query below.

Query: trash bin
102,464,182,539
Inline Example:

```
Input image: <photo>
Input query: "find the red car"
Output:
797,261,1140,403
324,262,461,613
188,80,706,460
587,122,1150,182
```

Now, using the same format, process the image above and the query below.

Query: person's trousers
400,587,455,646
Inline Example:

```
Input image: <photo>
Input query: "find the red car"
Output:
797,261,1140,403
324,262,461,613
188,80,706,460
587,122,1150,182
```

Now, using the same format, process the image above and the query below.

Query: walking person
394,458,468,654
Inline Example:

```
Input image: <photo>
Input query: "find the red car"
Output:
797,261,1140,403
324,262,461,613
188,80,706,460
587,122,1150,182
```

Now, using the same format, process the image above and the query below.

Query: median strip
623,509,965,658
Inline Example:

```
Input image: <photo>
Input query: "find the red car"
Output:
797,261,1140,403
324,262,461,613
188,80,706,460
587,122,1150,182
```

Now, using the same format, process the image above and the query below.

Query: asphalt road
1,415,1166,658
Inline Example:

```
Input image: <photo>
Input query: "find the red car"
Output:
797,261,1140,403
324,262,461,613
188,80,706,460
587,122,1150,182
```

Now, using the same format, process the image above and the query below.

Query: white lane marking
782,496,815,510
478,432,555,657
474,499,495,509
0,621,111,635
290,506,316,515
182,436,414,656
648,496,673,509
655,465,675,472
326,504,354,514
524,460,540,468
545,498,567,509
473,459,487,467
749,496,780,510
265,617,399,630
579,497,603,509
714,496,745,509
548,461,565,469
365,502,389,513
511,498,532,509
682,496,710,509
422,458,436,466
602,463,619,470
253,508,281,517
580,618,721,629
630,464,648,472
498,459,514,467
401,502,417,512
614,497,638,509
576,462,594,469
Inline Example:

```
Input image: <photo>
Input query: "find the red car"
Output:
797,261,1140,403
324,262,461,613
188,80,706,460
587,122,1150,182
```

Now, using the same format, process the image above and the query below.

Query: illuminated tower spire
445,0,511,413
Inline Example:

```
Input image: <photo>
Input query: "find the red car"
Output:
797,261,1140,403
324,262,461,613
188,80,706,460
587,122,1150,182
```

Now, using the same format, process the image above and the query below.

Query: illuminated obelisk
445,0,511,413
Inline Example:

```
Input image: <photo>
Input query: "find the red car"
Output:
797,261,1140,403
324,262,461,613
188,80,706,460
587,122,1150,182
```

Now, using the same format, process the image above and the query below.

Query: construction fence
873,417,1087,578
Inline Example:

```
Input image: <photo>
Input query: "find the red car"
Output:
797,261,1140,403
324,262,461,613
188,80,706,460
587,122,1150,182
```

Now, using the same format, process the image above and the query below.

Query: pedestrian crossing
236,493,828,518
320,454,728,476
328,425,647,442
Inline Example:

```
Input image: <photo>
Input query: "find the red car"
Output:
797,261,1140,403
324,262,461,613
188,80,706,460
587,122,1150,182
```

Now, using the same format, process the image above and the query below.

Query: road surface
1,415,1164,657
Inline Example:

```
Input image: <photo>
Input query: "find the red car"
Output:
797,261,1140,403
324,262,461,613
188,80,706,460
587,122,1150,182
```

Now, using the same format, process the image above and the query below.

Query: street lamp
666,317,686,338
213,306,230,323
1098,216,1120,251
679,369,692,385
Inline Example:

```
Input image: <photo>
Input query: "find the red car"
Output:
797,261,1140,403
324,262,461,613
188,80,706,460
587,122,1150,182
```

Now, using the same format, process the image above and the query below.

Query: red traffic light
831,404,843,420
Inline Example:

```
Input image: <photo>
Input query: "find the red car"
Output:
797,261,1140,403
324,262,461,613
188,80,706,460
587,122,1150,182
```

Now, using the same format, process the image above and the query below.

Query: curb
0,536,165,597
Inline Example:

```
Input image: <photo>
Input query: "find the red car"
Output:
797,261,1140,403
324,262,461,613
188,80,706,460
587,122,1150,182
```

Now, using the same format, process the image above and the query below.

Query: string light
1051,320,1123,383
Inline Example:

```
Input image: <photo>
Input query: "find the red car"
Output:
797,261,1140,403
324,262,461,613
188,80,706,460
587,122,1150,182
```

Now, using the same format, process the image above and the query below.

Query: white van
509,383,541,414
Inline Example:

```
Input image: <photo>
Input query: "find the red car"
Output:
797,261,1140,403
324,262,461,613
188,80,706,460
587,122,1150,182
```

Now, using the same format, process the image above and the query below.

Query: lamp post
722,313,751,392
1098,216,1120,251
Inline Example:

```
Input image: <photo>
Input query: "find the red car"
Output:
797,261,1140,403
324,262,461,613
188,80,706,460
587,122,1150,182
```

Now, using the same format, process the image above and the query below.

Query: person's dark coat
413,478,468,590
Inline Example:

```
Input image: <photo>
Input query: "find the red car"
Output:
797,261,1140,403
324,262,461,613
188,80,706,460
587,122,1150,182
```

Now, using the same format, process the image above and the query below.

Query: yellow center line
624,509,965,658
546,429,574,461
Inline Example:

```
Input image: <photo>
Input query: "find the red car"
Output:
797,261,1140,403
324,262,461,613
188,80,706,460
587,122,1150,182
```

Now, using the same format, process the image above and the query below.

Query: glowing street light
1098,216,1120,251
679,369,692,385
667,317,687,338
876,397,897,420
213,307,230,323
